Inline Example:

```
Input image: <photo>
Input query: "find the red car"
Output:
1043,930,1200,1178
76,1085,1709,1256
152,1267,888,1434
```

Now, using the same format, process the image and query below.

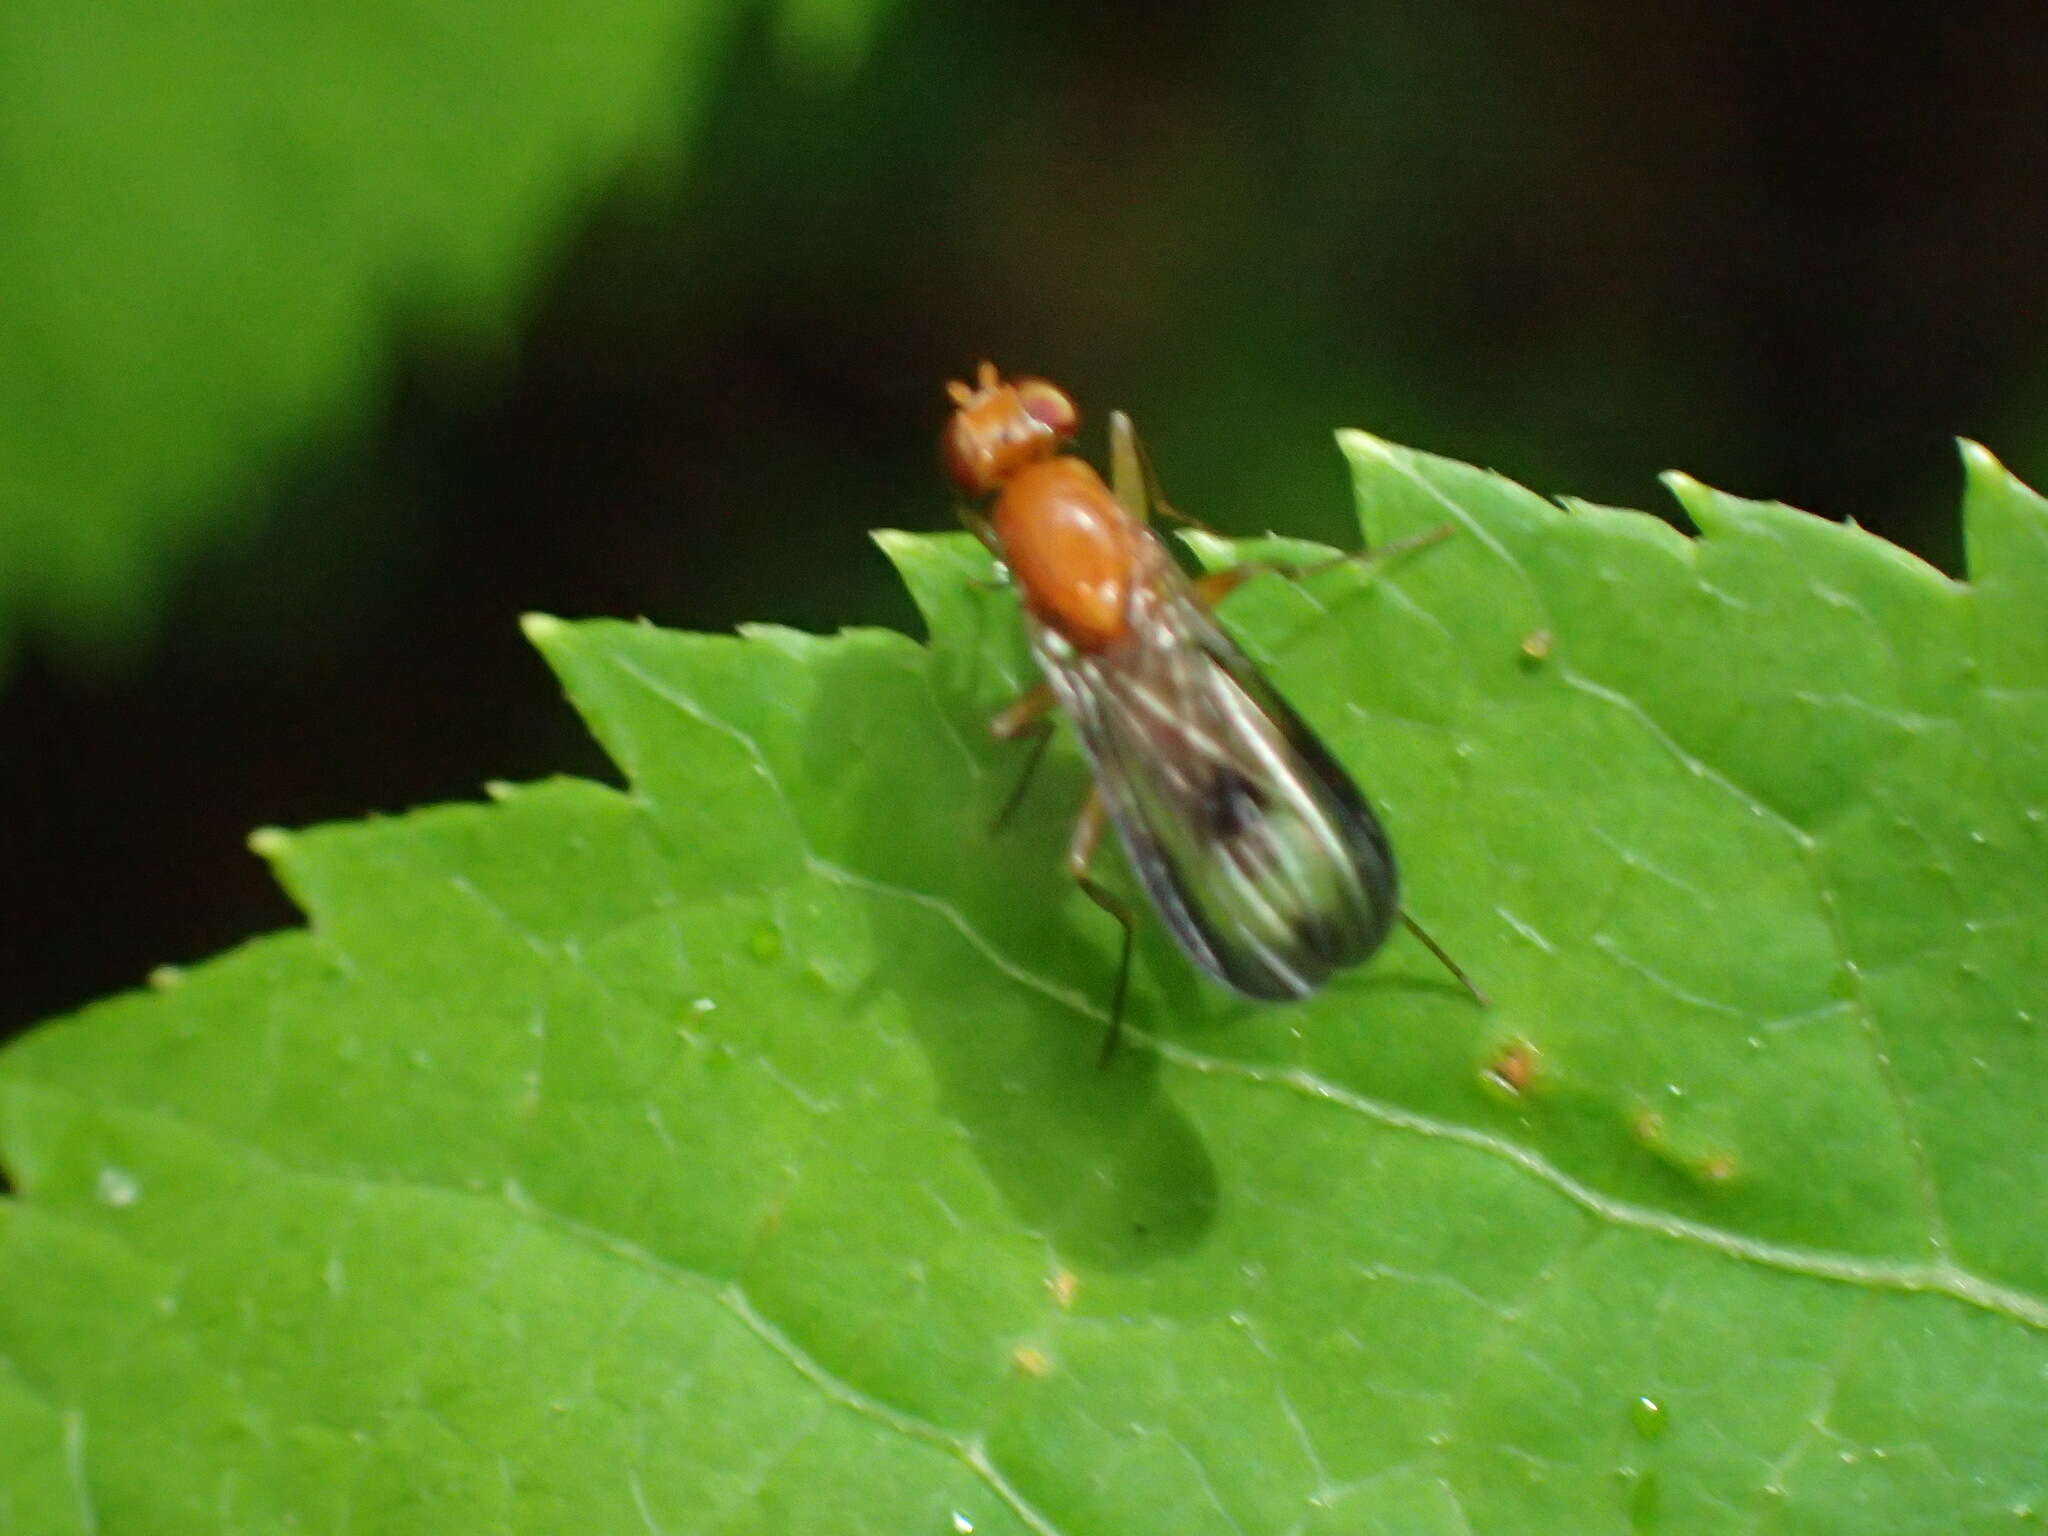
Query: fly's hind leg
1190,522,1459,608
1107,409,1457,602
1065,791,1136,1066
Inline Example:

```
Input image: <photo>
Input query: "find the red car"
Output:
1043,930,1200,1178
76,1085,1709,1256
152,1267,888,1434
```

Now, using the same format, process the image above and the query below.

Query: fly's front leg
988,684,1056,832
1065,791,1136,1066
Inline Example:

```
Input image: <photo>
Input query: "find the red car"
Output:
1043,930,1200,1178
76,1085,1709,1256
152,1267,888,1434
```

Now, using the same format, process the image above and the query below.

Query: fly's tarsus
1400,911,1490,1008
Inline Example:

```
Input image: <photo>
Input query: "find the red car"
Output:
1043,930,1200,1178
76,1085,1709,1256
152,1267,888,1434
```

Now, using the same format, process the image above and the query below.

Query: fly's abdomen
1148,723,1397,1000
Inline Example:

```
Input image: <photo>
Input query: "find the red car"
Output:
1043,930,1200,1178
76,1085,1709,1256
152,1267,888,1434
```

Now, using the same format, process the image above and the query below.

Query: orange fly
941,364,1484,1059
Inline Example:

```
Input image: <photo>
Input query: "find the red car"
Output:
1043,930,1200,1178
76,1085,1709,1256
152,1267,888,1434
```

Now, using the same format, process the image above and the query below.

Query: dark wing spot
1201,767,1269,840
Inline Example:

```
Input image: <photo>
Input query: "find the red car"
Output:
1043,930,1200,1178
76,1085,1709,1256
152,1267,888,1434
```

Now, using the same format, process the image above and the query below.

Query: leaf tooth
247,825,291,861
519,611,568,646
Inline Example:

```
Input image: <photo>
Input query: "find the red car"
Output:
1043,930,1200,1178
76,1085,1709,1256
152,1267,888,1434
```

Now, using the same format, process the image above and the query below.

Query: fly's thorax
993,457,1147,654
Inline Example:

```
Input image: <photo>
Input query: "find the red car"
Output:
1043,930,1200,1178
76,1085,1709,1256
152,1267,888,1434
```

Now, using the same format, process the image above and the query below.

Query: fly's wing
1031,561,1400,1000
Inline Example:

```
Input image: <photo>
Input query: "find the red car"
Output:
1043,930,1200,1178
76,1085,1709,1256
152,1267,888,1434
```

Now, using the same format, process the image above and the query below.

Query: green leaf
4,433,2046,1533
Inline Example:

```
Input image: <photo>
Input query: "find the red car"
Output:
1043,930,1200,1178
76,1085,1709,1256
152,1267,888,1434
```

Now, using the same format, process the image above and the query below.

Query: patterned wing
1030,554,1399,1000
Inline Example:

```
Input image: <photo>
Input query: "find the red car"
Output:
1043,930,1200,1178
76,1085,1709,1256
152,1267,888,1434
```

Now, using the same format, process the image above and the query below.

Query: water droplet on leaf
1630,1396,1667,1440
96,1167,139,1208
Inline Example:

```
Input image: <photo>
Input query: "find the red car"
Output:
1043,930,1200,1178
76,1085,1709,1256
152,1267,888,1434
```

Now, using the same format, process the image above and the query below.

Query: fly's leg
1401,912,1490,1008
1111,407,1457,605
951,501,1024,596
992,719,1054,833
995,694,1138,1058
1112,409,1451,568
1108,410,1229,536
1064,791,1137,1066
1190,522,1458,607
988,684,1056,832
989,683,1054,740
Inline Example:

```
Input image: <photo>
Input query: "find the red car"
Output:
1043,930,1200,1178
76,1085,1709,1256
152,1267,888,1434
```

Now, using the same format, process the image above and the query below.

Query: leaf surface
3,436,2045,1533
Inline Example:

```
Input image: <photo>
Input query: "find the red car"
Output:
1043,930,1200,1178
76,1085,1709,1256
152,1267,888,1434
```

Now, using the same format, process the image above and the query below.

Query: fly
941,364,1485,1061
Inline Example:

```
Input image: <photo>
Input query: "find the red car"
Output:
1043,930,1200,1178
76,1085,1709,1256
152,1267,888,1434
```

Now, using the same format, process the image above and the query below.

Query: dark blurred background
6,0,2047,1040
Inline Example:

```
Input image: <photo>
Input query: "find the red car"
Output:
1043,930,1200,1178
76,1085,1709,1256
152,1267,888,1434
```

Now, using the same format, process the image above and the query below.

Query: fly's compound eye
1013,378,1079,442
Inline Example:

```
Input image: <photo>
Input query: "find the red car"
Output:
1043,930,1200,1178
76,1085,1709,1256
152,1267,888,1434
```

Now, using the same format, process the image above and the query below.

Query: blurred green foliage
0,0,895,667
5,1,2046,1031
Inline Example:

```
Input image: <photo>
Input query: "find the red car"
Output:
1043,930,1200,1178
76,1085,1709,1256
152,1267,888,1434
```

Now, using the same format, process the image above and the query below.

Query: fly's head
941,363,1080,500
